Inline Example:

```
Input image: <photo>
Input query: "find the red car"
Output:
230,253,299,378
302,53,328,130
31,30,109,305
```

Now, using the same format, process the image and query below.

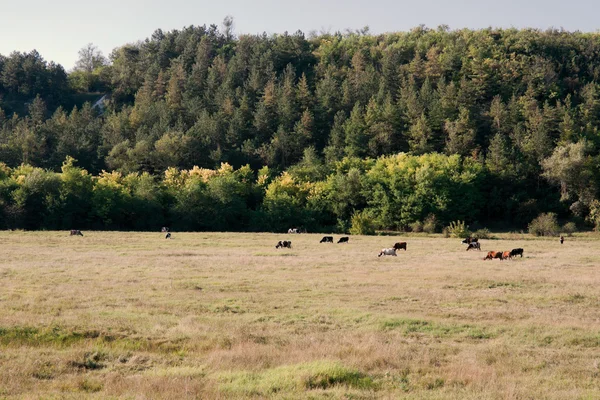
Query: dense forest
1,22,600,233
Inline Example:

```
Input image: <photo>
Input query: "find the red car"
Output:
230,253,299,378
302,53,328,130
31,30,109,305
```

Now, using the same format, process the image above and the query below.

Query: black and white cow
276,240,292,249
378,248,397,257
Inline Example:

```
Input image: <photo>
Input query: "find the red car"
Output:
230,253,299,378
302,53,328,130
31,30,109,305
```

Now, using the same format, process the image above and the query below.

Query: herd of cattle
274,233,526,260
460,236,525,260
69,229,526,261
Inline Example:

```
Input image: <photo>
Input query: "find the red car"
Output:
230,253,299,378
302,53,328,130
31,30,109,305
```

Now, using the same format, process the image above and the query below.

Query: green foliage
409,220,423,232
588,200,600,231
528,213,560,237
446,220,471,238
6,25,600,230
423,214,439,234
473,228,493,239
562,222,577,236
349,210,376,236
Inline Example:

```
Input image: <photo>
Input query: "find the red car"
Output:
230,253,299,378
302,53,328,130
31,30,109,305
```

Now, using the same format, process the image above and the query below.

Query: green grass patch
217,361,375,396
253,252,298,257
380,318,496,340
0,325,187,353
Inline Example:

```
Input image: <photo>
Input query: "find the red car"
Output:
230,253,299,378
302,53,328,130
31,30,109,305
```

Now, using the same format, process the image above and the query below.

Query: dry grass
1,231,600,399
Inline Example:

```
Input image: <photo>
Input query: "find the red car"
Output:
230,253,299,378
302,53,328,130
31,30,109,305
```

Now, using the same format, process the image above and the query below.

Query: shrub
528,213,560,236
446,220,471,238
474,228,493,239
349,211,376,236
562,222,577,236
409,220,423,233
336,219,350,234
423,214,438,234
587,200,600,231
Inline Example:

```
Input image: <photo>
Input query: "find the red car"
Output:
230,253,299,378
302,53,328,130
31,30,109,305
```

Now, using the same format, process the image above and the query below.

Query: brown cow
484,251,503,261
502,251,512,260
393,242,407,251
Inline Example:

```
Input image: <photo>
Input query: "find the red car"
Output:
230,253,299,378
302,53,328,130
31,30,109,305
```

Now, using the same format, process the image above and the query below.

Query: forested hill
1,24,600,232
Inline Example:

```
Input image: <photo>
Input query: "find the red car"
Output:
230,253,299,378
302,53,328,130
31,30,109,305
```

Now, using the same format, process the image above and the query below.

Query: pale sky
1,0,598,70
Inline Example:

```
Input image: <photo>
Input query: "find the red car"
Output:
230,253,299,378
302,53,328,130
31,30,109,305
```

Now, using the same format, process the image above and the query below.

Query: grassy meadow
1,231,600,399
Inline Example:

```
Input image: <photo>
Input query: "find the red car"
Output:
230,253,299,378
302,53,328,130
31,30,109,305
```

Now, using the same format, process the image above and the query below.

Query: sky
1,0,599,70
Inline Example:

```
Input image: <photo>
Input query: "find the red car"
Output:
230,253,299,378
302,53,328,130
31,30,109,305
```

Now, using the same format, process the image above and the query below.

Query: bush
474,228,493,239
349,211,376,236
528,213,560,236
446,220,471,238
562,222,577,236
336,219,350,234
423,214,438,234
409,220,423,233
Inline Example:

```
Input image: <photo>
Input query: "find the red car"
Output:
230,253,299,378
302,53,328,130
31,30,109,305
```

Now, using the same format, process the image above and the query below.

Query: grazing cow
378,248,397,257
393,242,407,251
502,251,512,260
484,251,503,261
338,237,349,243
462,237,479,245
275,240,292,249
288,228,299,234
320,236,334,243
466,242,480,251
161,227,169,233
560,236,564,245
70,230,83,236
165,232,172,239
510,248,524,258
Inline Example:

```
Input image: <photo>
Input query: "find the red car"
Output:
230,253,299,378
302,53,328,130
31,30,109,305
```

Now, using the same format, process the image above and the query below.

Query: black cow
165,232,172,239
466,242,480,251
320,236,334,243
510,248,524,258
462,237,478,245
338,237,349,243
393,242,407,251
276,240,292,249
70,230,83,236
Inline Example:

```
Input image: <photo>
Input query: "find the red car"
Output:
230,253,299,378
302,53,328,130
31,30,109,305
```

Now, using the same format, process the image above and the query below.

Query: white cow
288,228,299,234
378,248,397,257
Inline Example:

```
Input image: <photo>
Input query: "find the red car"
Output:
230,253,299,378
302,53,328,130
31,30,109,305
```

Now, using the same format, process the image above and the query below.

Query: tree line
2,22,600,231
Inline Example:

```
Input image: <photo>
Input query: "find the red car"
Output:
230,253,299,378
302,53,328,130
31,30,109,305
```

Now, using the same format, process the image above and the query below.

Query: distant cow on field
338,237,349,243
462,237,478,245
70,230,83,236
165,232,172,239
320,236,334,243
466,242,480,251
393,242,407,251
378,248,397,257
510,248,524,258
288,228,299,234
484,251,503,261
502,250,512,260
161,227,169,233
276,240,292,249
